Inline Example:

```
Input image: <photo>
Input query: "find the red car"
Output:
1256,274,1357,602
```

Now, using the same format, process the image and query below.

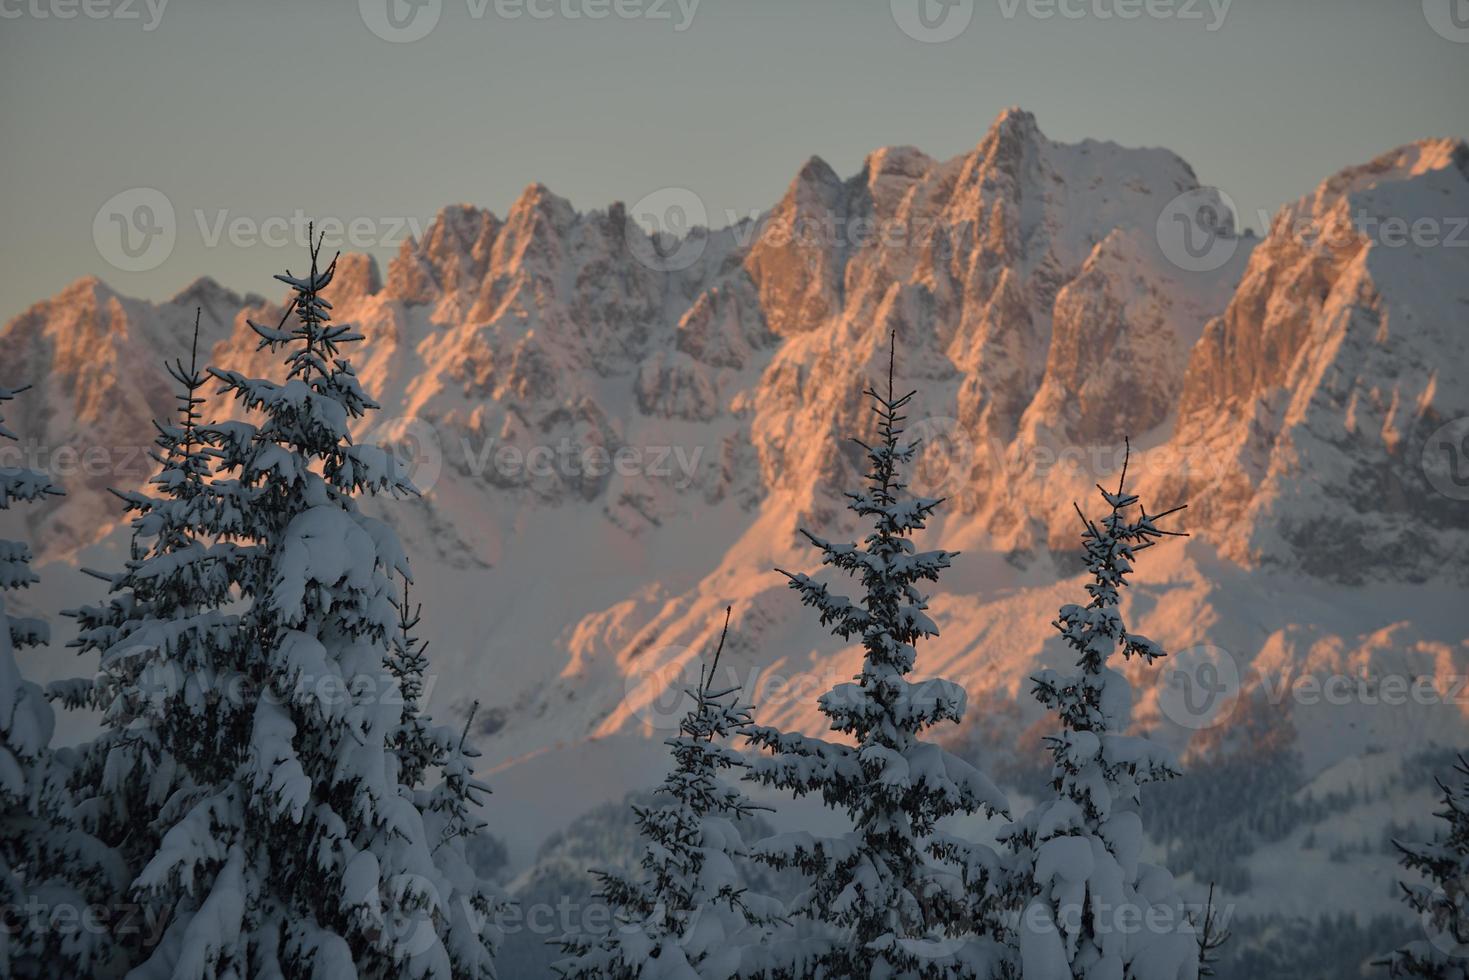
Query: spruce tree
62,237,497,977
390,584,504,978
204,233,496,977
555,607,783,980
1001,444,1197,980
389,581,438,793
422,701,503,979
1378,755,1469,978
0,382,124,976
744,338,1010,979
58,311,250,974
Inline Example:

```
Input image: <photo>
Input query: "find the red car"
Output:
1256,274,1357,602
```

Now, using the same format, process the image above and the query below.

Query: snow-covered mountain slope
0,275,256,556
3,109,1465,785
1158,139,1469,583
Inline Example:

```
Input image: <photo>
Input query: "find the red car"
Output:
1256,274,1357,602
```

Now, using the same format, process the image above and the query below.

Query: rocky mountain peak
742,154,850,337
857,145,935,218
328,253,382,303
167,276,253,323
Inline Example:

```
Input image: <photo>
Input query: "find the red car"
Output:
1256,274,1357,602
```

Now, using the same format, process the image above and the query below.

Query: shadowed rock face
5,113,1466,588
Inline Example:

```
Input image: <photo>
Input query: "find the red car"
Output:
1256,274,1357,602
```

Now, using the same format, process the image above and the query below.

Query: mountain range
4,108,1467,974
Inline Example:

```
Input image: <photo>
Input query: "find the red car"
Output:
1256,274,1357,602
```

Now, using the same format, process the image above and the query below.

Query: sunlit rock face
1162,139,1469,583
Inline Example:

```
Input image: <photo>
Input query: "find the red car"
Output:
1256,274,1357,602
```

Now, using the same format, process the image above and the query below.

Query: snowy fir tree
1000,443,1198,980
555,606,784,980
744,339,1011,979
56,310,250,975
1377,755,1469,978
391,585,505,978
0,382,124,976
420,700,504,979
58,236,498,978
389,580,438,793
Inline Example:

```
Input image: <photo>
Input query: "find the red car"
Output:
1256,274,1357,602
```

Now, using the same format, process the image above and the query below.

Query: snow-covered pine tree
388,580,438,793
420,700,503,980
743,338,1011,979
389,583,504,978
0,382,124,977
1377,754,1469,978
56,310,252,974
1000,442,1197,980
79,233,495,978
555,606,783,980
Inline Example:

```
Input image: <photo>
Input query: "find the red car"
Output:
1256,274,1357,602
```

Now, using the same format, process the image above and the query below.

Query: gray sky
2,0,1465,322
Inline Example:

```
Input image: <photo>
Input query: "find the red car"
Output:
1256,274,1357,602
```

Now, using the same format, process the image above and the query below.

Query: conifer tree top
1380,753,1469,976
1043,439,1187,736
1005,442,1197,980
556,606,781,980
773,334,975,742
747,335,1010,978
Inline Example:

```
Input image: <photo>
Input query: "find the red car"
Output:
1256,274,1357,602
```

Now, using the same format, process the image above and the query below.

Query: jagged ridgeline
9,120,1464,588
